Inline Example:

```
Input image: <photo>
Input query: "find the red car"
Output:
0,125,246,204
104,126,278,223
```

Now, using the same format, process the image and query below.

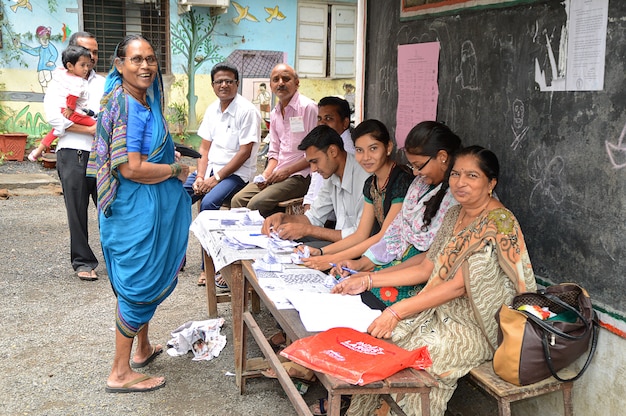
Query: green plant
167,102,188,135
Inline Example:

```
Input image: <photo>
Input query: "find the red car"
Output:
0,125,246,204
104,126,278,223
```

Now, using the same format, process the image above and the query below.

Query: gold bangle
387,306,401,321
367,274,373,291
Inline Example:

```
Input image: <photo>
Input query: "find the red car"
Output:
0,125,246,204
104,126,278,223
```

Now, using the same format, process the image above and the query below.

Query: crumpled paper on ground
166,318,227,361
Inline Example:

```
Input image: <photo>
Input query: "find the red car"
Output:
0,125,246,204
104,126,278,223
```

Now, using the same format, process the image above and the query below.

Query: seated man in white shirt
261,125,370,244
302,96,355,211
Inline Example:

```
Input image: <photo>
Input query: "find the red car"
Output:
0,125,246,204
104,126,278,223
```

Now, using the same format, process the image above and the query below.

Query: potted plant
0,132,28,161
0,106,29,161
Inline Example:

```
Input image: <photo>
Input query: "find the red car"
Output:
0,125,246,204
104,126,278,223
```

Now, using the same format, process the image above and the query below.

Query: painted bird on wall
264,6,285,23
232,1,259,24
11,0,33,13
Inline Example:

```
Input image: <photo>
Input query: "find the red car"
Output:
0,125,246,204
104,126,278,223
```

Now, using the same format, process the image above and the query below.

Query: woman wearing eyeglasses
330,121,462,308
87,34,191,393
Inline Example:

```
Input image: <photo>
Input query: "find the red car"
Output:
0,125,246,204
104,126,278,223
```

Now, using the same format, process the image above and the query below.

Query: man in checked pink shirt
230,63,317,217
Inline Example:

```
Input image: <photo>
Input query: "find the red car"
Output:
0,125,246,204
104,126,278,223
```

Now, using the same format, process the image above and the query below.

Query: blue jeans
183,171,247,210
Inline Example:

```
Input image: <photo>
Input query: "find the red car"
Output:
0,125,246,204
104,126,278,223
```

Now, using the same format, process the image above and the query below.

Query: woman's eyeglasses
407,157,432,172
123,55,158,66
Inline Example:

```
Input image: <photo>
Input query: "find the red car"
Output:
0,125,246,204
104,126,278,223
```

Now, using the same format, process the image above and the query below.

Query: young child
29,45,96,162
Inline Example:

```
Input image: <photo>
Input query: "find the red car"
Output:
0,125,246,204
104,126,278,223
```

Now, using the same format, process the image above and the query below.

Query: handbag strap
541,319,599,382
520,294,592,341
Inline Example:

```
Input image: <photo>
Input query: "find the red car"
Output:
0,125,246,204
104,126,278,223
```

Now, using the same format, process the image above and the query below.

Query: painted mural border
400,0,539,20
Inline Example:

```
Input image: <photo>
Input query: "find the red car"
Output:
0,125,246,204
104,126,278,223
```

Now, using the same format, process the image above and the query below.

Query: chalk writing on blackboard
605,121,626,170
527,147,566,210
510,99,529,151
455,40,478,90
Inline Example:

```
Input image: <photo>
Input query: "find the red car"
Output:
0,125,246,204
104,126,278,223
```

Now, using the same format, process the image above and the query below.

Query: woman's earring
489,189,493,198
387,152,391,156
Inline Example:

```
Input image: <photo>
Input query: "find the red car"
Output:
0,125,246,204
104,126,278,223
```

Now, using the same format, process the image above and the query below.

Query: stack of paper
285,292,381,333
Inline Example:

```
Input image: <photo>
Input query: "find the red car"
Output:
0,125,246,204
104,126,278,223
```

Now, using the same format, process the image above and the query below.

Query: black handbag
493,283,599,386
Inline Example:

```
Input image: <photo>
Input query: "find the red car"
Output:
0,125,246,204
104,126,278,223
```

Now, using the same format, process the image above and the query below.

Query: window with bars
83,0,170,74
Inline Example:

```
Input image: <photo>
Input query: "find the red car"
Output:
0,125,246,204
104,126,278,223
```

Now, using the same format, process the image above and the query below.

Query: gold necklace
123,87,149,109
456,198,492,232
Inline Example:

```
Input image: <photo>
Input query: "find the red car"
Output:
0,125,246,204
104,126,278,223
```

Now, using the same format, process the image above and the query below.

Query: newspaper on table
189,208,296,271
255,268,333,309
166,318,227,361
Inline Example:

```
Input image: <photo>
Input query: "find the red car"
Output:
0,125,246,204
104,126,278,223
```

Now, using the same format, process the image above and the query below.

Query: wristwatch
214,171,221,182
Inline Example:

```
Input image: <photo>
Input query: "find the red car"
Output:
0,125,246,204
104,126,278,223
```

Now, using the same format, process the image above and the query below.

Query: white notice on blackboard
535,0,608,92
565,0,609,91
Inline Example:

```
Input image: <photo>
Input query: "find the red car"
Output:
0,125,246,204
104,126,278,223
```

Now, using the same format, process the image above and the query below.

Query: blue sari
88,66,191,337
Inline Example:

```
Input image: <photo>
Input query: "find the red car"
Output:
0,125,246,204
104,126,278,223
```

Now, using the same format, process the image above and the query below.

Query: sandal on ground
105,374,166,393
130,344,163,369
197,271,206,286
267,331,286,351
309,397,351,416
261,362,316,383
77,269,98,281
215,273,228,289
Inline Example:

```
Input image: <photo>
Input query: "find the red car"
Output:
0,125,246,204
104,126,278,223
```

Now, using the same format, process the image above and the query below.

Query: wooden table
238,260,438,416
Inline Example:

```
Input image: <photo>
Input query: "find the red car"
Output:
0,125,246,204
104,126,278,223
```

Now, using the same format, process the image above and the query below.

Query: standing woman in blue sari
88,35,191,393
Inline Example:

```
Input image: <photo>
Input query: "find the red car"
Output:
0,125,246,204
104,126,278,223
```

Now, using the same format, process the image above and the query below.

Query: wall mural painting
12,26,58,92
170,9,224,130
231,2,259,24
401,0,527,19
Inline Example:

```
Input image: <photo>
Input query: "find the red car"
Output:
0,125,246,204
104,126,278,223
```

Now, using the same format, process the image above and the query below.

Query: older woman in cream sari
333,146,537,416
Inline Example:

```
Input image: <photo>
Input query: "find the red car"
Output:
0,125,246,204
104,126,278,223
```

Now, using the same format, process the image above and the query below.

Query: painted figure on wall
343,83,356,115
252,82,271,119
13,26,59,92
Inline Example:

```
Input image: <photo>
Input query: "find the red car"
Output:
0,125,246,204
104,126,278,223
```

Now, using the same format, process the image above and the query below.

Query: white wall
512,327,624,415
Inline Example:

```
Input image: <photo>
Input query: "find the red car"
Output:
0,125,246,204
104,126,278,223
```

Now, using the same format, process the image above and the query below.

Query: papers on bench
256,269,331,309
191,208,264,231
286,292,382,333
190,208,298,272
256,269,381,332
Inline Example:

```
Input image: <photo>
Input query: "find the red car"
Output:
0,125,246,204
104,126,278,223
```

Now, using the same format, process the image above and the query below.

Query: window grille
83,0,170,74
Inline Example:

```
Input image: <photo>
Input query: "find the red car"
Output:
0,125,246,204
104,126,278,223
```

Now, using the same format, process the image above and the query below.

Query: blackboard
365,1,626,311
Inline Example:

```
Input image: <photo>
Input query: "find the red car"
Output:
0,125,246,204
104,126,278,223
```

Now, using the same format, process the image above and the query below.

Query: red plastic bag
280,327,432,386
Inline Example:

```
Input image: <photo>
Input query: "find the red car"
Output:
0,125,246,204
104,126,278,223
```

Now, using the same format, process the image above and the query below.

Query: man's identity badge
289,116,305,133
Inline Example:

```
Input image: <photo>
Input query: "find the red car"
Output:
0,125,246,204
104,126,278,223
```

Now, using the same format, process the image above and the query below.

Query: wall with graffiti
0,0,357,135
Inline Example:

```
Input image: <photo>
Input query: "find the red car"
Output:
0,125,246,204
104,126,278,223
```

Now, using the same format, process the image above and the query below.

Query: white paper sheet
285,291,382,332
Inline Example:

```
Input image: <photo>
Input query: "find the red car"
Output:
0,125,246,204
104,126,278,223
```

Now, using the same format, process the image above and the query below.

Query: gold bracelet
367,274,373,291
387,306,401,321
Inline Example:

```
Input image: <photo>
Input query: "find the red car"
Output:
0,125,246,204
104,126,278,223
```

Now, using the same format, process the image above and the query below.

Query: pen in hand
329,263,359,275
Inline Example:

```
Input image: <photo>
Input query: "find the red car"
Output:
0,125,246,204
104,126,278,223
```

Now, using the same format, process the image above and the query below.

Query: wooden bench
467,361,574,416
278,197,305,215
240,261,439,416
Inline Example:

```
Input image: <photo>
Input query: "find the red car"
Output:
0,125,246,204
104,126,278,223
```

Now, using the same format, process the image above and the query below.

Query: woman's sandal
309,397,351,416
261,362,317,383
215,273,228,289
197,271,206,286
